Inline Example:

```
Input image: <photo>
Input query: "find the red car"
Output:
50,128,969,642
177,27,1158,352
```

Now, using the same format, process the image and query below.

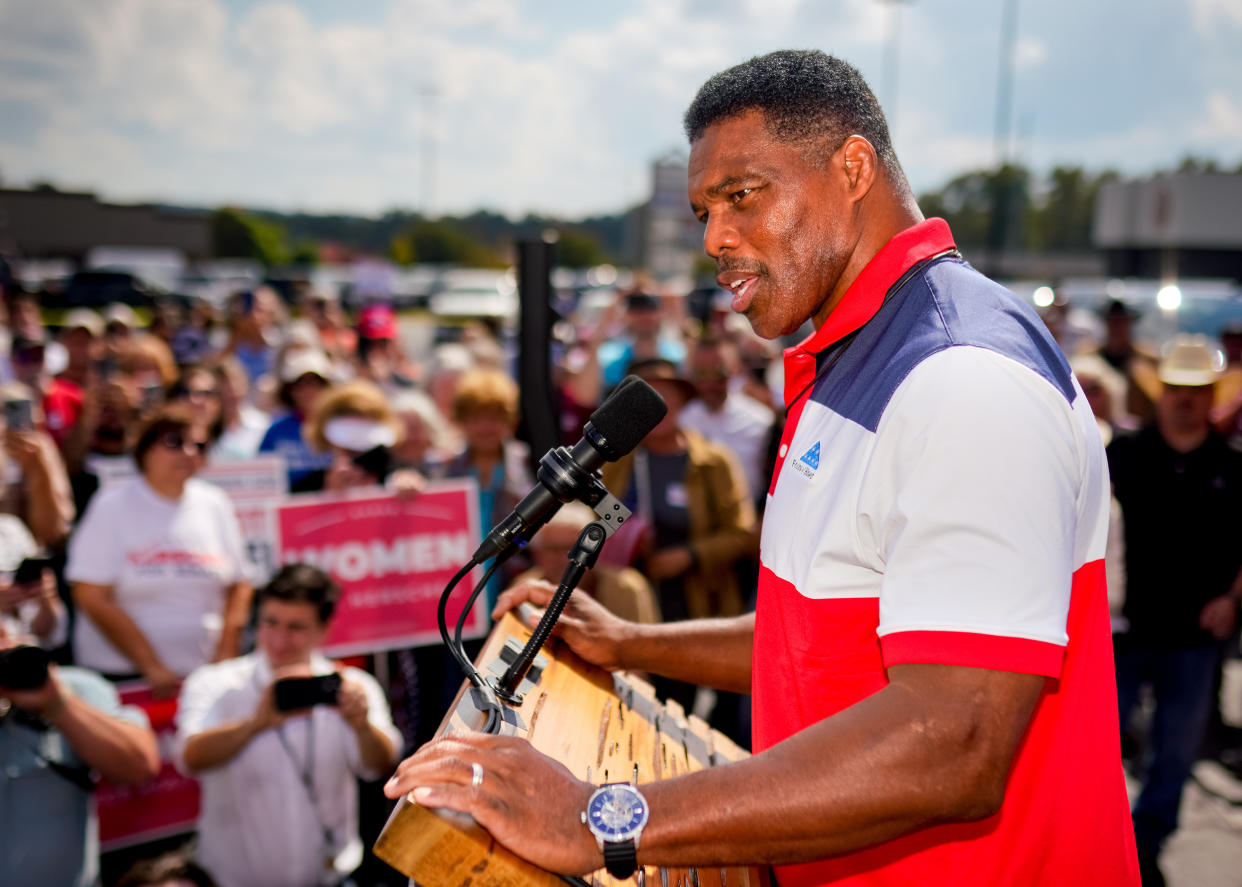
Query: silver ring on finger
471,761,484,789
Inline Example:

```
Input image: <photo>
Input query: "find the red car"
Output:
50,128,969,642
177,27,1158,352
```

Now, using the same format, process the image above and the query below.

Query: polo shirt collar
782,218,956,408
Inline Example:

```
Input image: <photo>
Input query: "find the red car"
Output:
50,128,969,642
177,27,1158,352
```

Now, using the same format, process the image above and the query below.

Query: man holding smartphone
175,563,401,887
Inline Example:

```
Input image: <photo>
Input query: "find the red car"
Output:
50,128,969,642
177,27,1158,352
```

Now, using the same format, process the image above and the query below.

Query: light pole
877,0,913,139
992,0,1020,167
419,83,439,220
988,0,1021,277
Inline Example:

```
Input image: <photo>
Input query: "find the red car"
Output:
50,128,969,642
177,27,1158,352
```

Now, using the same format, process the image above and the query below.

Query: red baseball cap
358,304,398,340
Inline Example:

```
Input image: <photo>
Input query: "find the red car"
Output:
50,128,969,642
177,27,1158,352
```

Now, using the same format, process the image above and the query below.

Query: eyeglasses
159,431,209,454
184,387,219,400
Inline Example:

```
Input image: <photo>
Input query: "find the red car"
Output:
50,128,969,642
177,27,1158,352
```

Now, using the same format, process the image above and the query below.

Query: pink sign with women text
275,480,485,656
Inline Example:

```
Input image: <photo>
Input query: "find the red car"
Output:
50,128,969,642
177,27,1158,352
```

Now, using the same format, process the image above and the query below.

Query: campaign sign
276,480,484,656
97,683,200,850
199,455,287,501
202,456,287,583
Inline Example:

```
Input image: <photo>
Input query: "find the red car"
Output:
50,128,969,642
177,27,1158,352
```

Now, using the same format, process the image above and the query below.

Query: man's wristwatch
581,782,649,880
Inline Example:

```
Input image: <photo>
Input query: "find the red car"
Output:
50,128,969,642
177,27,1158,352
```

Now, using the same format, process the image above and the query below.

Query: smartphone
273,673,342,712
3,398,33,432
140,383,165,412
94,355,118,382
13,556,51,586
351,445,392,483
0,644,51,690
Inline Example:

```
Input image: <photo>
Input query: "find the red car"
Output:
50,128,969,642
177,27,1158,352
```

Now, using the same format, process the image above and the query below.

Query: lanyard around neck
275,714,336,856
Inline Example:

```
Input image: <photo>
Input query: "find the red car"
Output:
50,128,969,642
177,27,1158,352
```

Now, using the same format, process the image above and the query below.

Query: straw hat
1157,334,1225,387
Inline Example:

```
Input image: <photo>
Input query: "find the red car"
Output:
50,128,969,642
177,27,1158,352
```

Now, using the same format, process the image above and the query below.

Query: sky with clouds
1,0,1239,220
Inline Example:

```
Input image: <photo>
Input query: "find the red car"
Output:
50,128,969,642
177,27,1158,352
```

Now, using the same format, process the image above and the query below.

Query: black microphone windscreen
586,376,668,461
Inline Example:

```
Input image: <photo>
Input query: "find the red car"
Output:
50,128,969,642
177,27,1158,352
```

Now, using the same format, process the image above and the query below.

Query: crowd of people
0,259,1238,886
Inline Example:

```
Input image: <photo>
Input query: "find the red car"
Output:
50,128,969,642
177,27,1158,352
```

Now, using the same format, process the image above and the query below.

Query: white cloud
1191,91,1242,141
1014,37,1047,70
0,0,1237,217
1188,0,1242,33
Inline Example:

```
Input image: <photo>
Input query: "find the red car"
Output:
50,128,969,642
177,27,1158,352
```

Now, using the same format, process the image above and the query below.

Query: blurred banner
97,683,200,850
275,480,485,657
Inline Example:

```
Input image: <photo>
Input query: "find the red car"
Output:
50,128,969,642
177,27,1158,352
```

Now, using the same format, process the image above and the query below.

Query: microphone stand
490,493,630,708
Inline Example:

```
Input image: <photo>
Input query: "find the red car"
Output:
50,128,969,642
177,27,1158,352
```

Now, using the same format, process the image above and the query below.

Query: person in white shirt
679,336,776,507
175,563,402,887
68,404,253,696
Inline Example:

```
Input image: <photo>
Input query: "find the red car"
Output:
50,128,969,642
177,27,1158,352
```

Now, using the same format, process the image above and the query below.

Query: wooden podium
375,611,766,887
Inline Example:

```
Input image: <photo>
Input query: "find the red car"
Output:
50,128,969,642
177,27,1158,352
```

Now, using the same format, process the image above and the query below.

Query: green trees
918,165,1118,252
210,207,298,266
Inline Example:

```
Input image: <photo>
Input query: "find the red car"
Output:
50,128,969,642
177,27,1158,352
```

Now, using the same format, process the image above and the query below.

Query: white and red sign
201,456,288,584
97,684,200,850
276,480,484,656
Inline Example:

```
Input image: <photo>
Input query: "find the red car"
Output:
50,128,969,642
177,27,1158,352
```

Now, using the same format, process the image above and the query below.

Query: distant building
639,152,701,284
0,187,211,264
1093,173,1242,282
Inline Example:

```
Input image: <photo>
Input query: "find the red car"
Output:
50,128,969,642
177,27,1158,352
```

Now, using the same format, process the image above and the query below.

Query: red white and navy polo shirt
753,219,1138,886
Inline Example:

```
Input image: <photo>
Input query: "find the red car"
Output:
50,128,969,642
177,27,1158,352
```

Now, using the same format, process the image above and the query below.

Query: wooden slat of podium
375,611,764,887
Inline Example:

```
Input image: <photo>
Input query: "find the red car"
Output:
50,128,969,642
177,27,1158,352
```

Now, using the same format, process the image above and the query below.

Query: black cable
436,556,506,734
437,560,483,682
454,558,501,664
457,561,506,734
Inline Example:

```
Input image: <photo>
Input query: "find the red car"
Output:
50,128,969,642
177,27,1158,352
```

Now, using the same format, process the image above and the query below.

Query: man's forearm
355,721,398,775
633,664,1044,867
48,691,160,786
619,613,754,694
23,455,74,547
181,718,264,773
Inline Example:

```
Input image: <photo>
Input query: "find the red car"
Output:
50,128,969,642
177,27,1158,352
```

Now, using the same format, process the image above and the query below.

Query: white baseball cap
279,349,333,384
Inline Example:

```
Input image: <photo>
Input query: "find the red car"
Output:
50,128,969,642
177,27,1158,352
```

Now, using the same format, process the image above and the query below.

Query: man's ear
839,135,877,203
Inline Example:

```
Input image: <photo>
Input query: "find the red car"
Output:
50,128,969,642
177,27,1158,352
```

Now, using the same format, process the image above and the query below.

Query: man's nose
703,214,740,258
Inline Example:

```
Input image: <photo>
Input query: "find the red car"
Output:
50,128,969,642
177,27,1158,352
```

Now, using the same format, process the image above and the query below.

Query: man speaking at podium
386,50,1138,886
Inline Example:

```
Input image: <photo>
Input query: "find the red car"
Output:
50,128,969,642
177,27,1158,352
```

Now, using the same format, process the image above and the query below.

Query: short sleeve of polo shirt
867,346,1082,677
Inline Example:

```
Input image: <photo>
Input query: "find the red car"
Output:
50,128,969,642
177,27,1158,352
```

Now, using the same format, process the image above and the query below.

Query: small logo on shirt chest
793,441,821,479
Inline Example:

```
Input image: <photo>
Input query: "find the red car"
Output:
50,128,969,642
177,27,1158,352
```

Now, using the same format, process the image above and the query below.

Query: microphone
471,375,667,563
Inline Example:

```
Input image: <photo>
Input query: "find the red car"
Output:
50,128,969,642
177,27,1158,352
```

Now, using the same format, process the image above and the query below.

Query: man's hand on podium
383,732,601,875
493,579,634,673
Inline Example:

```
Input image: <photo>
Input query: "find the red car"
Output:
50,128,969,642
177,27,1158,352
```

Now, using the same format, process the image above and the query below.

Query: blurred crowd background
1,1,1241,882
0,250,1239,884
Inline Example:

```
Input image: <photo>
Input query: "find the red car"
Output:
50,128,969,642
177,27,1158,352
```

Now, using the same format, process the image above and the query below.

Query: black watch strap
602,839,638,879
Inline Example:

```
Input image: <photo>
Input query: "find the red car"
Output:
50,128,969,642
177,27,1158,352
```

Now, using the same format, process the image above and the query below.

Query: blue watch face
586,785,648,839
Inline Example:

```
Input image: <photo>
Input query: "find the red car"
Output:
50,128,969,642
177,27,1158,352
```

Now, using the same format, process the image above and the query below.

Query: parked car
45,269,159,309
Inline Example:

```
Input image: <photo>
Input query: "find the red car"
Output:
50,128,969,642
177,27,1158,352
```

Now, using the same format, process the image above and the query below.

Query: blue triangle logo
799,441,821,471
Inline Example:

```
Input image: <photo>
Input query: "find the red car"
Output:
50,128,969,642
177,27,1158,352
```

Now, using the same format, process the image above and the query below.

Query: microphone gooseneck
439,376,667,727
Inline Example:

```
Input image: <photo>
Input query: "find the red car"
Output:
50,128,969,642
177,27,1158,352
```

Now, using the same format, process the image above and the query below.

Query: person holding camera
175,564,401,887
1,620,160,887
0,546,65,649
0,379,76,551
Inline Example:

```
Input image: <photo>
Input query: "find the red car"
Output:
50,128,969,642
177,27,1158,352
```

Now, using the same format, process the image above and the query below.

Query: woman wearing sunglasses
66,404,253,698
